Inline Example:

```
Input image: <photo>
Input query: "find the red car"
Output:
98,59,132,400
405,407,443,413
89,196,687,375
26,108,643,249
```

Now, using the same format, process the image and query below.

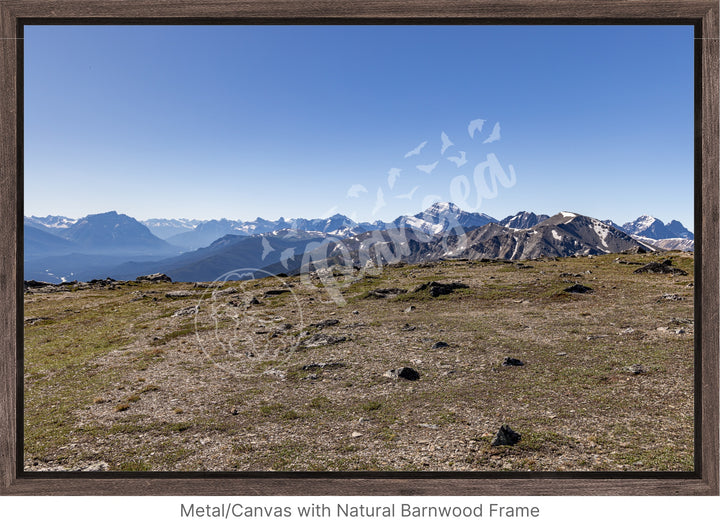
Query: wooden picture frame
1,0,717,496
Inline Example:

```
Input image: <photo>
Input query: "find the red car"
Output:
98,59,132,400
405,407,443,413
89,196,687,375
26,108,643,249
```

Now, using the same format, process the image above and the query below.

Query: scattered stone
248,296,262,305
24,316,51,325
432,341,449,349
563,283,594,294
491,425,521,446
515,263,533,269
172,306,199,317
670,317,693,325
136,273,172,283
658,293,684,302
264,289,291,296
401,324,417,331
413,281,469,297
502,357,525,367
625,364,646,375
165,290,194,299
419,423,440,430
556,352,568,357
262,368,287,379
231,408,239,415
82,461,109,472
366,287,407,298
403,305,416,313
384,367,420,381
351,432,363,438
301,362,345,371
614,258,643,265
352,310,360,315
633,260,687,276
675,328,687,335
559,272,583,278
619,327,635,335
301,333,347,348
310,319,340,329
212,287,237,297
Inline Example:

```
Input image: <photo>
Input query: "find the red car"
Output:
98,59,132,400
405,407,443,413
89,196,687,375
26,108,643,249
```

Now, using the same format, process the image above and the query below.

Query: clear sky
24,24,694,229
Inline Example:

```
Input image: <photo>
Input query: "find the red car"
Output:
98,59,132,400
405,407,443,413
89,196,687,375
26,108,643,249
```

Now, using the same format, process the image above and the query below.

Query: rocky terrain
23,250,694,472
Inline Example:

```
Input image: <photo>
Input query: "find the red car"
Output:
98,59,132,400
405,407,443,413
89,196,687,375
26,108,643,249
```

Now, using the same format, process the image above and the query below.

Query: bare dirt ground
23,251,695,472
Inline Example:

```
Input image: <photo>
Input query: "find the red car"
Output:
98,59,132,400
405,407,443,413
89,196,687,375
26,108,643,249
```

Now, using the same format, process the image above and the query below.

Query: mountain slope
499,211,549,229
60,211,178,254
275,212,654,274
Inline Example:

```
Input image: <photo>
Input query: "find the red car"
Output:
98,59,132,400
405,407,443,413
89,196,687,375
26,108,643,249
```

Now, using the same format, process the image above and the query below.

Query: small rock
491,425,521,446
556,352,568,357
264,289,291,296
351,431,363,438
658,293,684,301
301,333,347,348
165,290,194,299
311,319,340,329
262,368,287,379
172,305,199,317
404,305,416,313
82,461,109,472
366,288,407,298
563,283,594,294
24,316,51,325
248,296,261,305
502,357,524,367
625,364,646,375
352,310,360,315
401,324,417,331
431,341,449,349
301,362,345,371
384,367,420,381
212,287,238,297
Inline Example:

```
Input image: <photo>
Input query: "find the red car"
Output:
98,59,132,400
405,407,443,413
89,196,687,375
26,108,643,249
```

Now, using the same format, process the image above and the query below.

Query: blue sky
24,25,694,228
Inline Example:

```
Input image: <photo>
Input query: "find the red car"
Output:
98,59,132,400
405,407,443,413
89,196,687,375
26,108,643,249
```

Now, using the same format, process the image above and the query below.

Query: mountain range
24,204,694,282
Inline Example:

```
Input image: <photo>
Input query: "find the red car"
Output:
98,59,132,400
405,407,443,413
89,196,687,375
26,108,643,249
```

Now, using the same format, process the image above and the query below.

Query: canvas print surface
22,25,695,472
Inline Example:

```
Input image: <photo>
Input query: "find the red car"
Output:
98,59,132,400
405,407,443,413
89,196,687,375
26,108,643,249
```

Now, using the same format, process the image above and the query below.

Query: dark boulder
491,425,521,446
384,367,420,381
633,260,687,275
413,281,469,297
502,357,525,367
563,283,594,294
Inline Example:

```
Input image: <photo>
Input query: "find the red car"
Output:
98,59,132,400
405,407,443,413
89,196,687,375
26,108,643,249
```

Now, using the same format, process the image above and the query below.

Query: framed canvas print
0,0,718,496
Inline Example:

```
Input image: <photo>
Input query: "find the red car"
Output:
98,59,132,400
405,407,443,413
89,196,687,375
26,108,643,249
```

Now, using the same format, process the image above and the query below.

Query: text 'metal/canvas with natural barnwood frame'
1,0,718,496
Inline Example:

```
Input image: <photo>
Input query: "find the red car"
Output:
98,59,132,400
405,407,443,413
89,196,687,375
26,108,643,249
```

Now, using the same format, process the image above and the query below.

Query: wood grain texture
1,0,718,496
0,0,19,493
698,0,720,495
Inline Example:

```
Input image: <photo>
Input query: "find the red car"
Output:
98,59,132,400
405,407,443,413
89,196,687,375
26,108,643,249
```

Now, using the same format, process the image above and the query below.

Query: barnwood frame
0,0,717,496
